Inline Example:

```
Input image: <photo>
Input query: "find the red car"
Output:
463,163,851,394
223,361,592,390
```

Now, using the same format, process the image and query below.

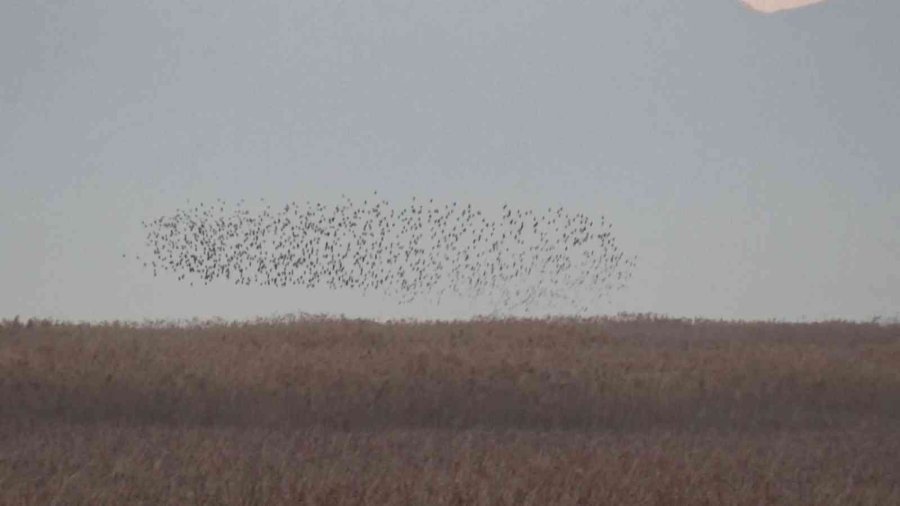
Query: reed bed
1,314,898,505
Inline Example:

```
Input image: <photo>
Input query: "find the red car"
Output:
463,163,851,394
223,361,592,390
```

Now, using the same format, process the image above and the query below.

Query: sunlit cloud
741,0,828,13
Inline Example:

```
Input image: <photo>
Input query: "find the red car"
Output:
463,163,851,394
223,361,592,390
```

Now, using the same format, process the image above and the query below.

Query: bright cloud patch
742,0,827,13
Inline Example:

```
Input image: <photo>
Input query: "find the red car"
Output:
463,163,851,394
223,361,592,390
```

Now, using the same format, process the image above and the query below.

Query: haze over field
2,0,897,322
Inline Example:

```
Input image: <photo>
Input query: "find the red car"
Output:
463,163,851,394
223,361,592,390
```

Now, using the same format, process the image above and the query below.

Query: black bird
140,194,634,314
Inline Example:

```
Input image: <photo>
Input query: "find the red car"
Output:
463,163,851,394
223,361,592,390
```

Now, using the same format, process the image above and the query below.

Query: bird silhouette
139,193,636,314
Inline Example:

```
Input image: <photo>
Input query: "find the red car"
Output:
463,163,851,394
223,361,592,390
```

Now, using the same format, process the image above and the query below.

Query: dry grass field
1,314,899,505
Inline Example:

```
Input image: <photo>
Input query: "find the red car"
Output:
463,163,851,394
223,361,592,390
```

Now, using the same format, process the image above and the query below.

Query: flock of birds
139,194,636,314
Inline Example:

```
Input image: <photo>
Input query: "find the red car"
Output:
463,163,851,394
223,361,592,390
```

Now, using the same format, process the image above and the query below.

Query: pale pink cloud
741,0,828,13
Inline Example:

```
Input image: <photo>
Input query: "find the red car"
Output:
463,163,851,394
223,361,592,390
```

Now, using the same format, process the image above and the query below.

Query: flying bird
139,193,636,315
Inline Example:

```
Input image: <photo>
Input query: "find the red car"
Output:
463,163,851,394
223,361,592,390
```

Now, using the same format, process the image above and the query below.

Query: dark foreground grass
1,314,898,505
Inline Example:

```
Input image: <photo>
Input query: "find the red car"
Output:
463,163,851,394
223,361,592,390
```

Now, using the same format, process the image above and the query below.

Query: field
1,314,899,505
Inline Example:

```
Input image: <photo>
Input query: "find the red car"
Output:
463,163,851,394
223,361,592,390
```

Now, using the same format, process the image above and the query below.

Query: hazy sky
2,0,898,323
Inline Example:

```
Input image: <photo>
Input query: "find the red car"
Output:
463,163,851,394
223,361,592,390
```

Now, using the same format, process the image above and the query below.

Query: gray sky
2,0,898,323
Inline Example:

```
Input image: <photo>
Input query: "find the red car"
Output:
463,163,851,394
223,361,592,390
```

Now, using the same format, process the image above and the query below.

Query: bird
139,192,635,315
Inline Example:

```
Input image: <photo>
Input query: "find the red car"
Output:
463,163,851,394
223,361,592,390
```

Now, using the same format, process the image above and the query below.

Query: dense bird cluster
139,195,636,313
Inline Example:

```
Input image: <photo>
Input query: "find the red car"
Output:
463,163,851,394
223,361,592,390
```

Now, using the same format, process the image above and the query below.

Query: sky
2,0,898,323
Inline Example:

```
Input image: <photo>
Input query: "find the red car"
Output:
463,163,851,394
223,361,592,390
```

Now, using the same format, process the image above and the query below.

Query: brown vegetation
1,314,898,505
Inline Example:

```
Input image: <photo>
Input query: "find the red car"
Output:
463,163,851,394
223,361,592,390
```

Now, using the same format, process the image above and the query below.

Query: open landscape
4,1,898,504
2,314,898,505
